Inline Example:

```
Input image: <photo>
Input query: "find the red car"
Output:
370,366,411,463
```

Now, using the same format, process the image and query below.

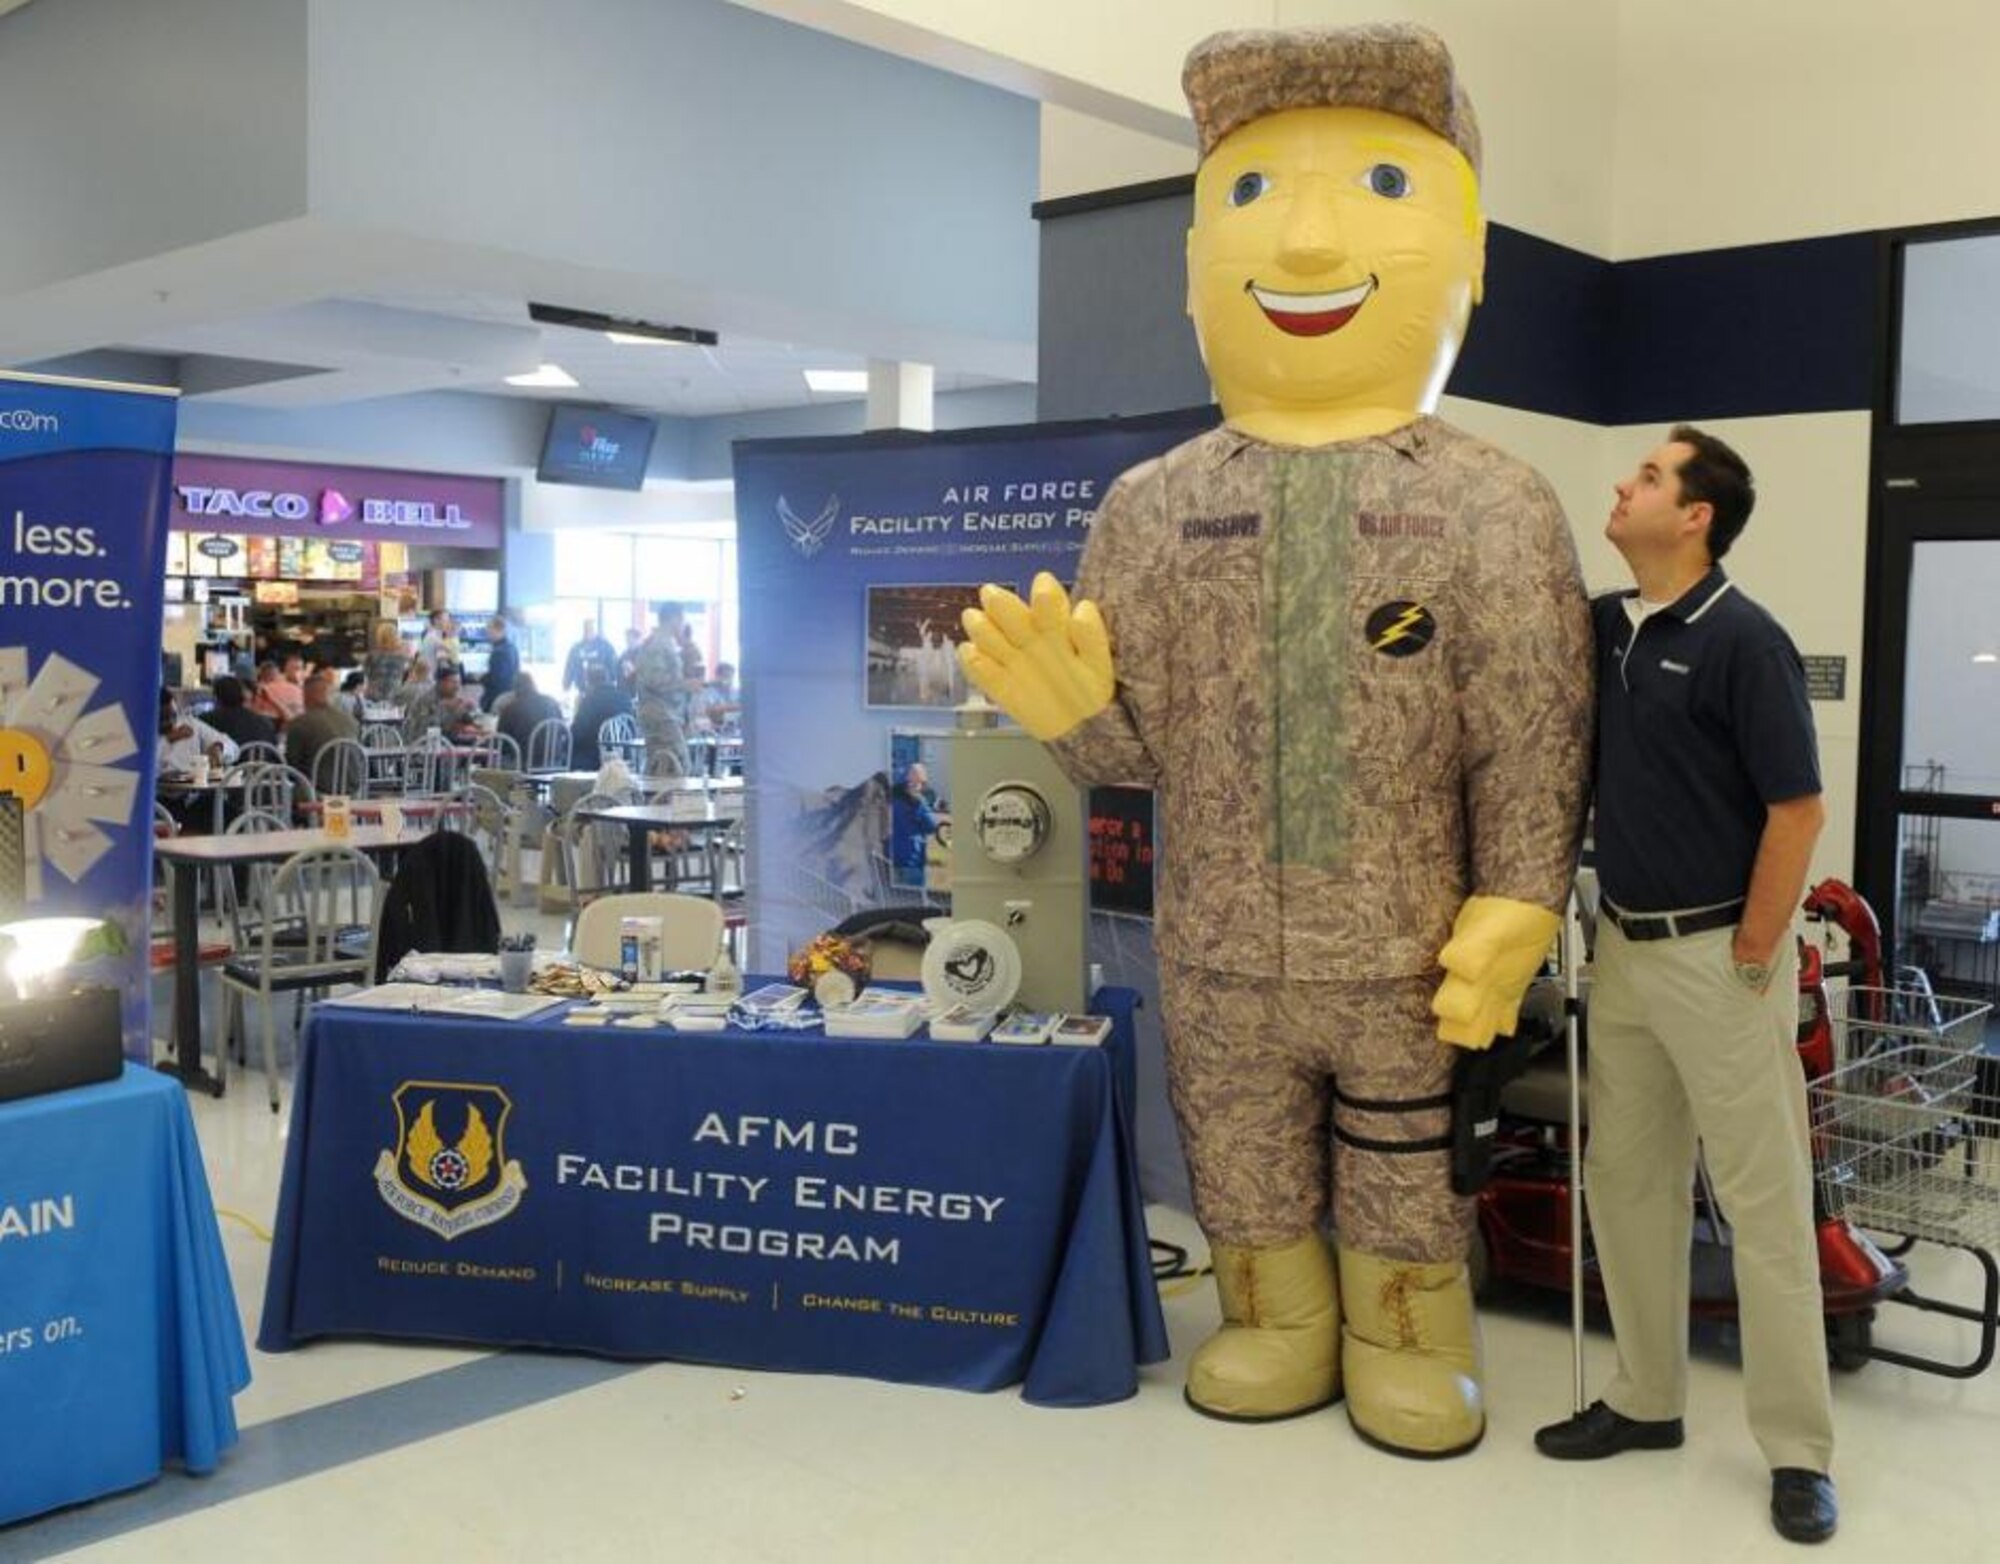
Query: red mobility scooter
1461,879,1998,1378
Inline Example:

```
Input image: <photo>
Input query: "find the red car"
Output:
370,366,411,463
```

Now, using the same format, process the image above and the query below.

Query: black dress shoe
1771,1469,1837,1544
1533,1399,1685,1460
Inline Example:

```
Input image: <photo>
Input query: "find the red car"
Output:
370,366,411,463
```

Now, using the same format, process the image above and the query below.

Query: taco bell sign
171,454,502,548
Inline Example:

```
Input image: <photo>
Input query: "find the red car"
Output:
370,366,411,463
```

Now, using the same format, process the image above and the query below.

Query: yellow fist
1432,895,1560,1050
958,572,1116,743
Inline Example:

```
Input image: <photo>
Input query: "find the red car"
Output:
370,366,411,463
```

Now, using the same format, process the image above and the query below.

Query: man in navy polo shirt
1533,427,1836,1546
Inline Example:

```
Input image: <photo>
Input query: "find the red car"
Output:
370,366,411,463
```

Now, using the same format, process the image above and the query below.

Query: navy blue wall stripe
1036,181,1880,426
1452,224,1613,424
1605,231,1878,424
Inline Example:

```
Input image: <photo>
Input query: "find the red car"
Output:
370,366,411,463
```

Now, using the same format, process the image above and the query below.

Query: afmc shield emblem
374,1081,527,1239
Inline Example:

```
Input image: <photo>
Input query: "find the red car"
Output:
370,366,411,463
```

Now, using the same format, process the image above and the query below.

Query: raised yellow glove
1431,895,1560,1051
958,571,1115,743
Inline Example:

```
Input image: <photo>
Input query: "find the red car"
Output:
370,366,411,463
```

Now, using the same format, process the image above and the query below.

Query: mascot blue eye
1366,163,1412,198
1229,171,1269,207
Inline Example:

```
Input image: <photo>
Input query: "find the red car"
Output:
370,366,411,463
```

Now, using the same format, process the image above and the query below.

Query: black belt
1600,899,1744,942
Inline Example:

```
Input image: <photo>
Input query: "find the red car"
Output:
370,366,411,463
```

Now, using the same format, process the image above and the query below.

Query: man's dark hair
212,676,246,707
1668,423,1755,560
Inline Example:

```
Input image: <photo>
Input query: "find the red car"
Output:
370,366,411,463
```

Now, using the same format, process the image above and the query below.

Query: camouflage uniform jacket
1049,417,1592,980
631,631,683,723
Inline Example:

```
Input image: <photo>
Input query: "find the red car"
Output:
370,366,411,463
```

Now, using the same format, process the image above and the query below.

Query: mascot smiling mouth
1247,276,1377,337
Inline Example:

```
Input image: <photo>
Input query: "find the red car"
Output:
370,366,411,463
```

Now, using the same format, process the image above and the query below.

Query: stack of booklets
989,1011,1061,1046
987,1011,1113,1047
327,984,566,1022
822,991,929,1039
929,1004,999,1043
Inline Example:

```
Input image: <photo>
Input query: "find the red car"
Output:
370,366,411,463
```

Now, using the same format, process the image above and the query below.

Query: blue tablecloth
260,990,1167,1406
0,1066,250,1527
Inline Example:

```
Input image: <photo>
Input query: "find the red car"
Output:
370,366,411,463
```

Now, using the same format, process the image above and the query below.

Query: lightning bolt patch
1365,600,1437,658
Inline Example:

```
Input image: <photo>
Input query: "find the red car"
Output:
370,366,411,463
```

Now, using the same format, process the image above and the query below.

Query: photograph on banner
1087,786,1155,919
865,583,993,709
734,411,1213,971
0,370,179,1065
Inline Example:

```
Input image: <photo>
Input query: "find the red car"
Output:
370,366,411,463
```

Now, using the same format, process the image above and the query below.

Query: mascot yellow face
1187,106,1485,440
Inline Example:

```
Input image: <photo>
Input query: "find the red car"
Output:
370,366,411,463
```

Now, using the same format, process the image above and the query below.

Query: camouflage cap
1183,23,1481,177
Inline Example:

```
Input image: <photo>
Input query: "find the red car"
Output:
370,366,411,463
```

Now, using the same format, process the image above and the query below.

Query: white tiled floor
13,901,2000,1562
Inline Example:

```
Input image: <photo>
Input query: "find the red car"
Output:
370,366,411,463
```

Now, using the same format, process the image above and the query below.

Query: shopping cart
1812,986,2000,1376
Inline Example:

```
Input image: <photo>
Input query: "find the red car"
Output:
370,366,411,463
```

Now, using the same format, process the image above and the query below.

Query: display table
260,990,1166,1406
0,1067,250,1528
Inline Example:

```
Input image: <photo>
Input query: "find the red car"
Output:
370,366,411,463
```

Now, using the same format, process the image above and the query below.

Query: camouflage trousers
632,702,690,778
1159,962,1471,1263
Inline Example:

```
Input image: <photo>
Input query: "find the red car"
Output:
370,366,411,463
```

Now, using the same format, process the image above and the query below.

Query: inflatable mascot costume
960,24,1591,1457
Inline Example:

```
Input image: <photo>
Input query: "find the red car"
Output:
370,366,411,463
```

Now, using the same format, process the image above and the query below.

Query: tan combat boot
1184,1233,1341,1421
1337,1248,1485,1457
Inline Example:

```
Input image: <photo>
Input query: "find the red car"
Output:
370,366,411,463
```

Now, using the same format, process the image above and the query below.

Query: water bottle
707,942,742,1000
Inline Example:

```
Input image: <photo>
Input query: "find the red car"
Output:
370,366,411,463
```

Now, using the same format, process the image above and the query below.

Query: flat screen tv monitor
537,404,656,491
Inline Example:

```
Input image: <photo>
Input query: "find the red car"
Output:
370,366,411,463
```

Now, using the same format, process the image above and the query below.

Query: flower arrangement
787,933,869,993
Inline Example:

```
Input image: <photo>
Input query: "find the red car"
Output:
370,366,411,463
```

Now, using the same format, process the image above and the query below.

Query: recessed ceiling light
505,363,579,388
804,370,868,394
1974,652,1999,664
605,331,691,348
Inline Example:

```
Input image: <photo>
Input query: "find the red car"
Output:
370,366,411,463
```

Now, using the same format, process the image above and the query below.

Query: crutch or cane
1562,885,1589,1413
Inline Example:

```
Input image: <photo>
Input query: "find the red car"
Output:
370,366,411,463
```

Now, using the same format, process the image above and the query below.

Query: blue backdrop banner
732,412,1211,969
0,371,179,1061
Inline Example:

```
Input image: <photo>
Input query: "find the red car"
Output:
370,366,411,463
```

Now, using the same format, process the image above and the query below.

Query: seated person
249,659,304,725
202,675,278,752
156,688,238,776
569,664,633,772
401,666,481,743
702,662,741,732
285,671,362,780
497,671,564,758
336,669,368,721
889,762,944,888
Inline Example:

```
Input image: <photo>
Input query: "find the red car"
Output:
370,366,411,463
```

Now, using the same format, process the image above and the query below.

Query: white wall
1039,104,1191,205
1613,0,2000,258
0,0,309,293
742,0,1619,254
309,0,1041,372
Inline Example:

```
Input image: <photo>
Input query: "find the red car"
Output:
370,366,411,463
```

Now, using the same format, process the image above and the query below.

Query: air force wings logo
778,493,839,558
374,1081,527,1239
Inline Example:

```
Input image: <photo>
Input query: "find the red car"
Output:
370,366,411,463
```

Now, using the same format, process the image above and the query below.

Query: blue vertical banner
0,371,179,1063
732,411,1210,971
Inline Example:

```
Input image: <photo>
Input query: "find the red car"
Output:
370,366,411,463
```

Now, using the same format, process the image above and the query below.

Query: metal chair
236,740,283,767
217,844,383,1111
486,732,523,773
360,723,405,792
527,718,572,771
310,737,370,799
242,762,316,823
448,782,515,894
598,713,640,762
403,732,463,798
573,892,724,973
555,793,635,940
218,808,298,951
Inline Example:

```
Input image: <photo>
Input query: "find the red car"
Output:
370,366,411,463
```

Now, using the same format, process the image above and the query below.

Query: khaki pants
1586,918,1834,1473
